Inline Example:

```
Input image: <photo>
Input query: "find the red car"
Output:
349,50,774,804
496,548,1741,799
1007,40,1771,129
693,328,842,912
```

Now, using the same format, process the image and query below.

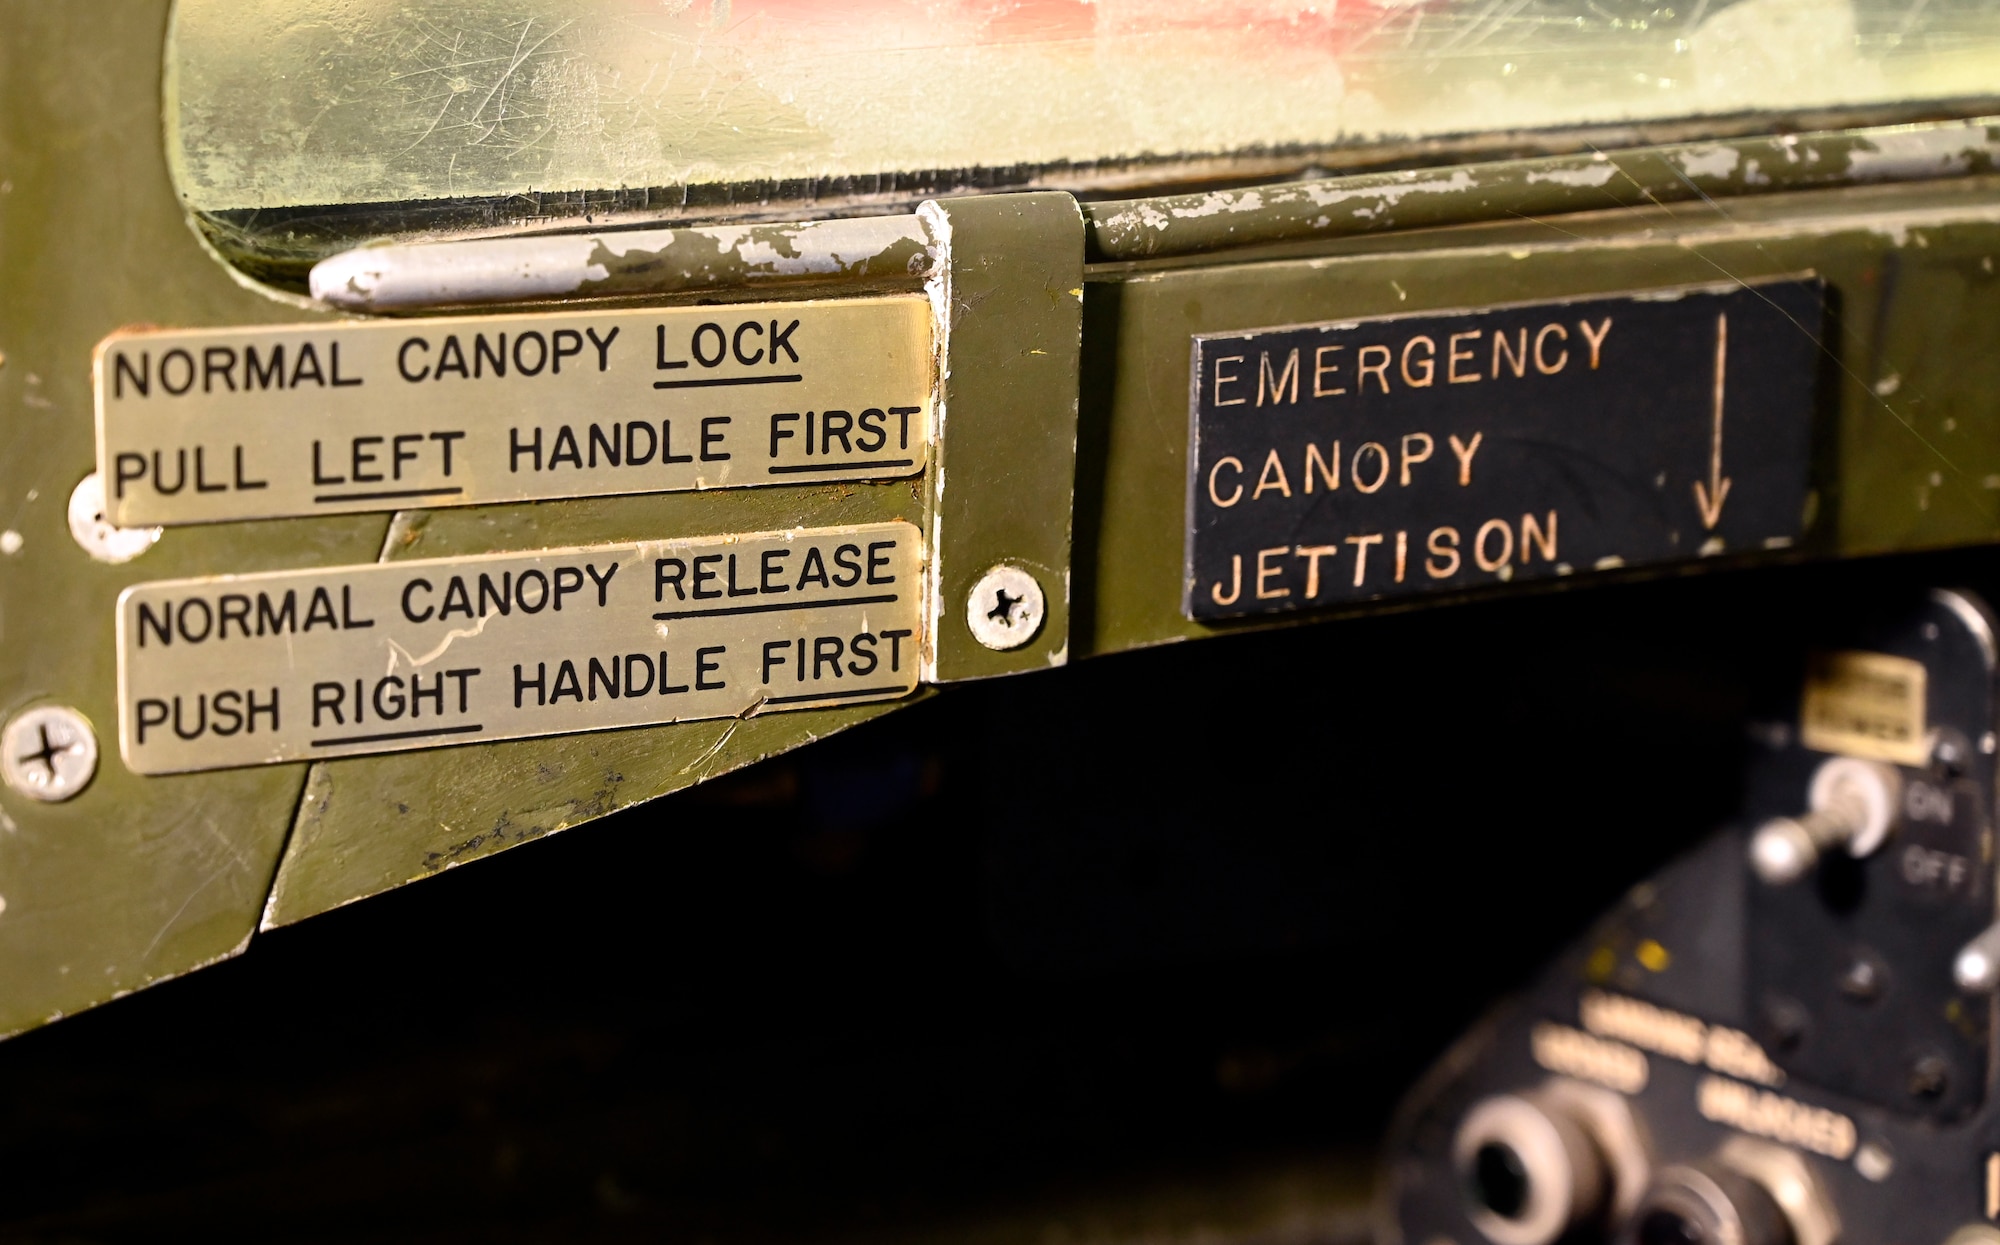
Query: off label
95,296,933,526
1185,280,1824,620
115,522,924,774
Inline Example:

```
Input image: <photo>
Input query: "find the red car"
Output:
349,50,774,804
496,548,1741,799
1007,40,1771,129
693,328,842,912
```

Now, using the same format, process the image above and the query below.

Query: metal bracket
917,192,1084,682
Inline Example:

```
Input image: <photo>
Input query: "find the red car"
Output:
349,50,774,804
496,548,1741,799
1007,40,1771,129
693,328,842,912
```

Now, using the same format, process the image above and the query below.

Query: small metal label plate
96,297,933,526
116,522,923,774
1800,649,1930,766
1185,280,1824,620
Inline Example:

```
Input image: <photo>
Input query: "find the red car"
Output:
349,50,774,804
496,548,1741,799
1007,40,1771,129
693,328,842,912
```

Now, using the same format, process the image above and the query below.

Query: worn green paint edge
1085,116,2000,264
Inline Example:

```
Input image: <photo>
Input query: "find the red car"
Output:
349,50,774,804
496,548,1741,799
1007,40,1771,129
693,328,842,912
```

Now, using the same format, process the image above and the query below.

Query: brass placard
95,297,933,526
1799,649,1929,766
116,522,923,774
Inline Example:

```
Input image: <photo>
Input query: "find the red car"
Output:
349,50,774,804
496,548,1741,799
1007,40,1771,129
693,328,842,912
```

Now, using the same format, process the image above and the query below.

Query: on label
1800,649,1929,767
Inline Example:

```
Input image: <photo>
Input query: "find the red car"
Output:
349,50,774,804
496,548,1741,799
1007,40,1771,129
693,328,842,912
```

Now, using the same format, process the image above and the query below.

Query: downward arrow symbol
1693,312,1732,530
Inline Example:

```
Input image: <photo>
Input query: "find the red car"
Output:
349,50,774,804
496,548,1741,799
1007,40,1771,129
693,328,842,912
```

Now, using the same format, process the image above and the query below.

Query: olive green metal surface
0,1,944,1027
0,4,378,1035
263,486,930,927
1077,178,2000,656
9,1,2000,1039
919,193,1084,682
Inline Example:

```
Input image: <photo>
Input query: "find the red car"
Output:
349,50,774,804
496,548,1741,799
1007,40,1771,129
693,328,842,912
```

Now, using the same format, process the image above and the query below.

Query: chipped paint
312,214,935,311
916,198,954,676
298,115,1996,304
312,234,608,306
1170,190,1267,220
1678,146,1742,179
1085,115,2000,264
1868,219,1916,247
1526,164,1619,188
1846,131,1996,180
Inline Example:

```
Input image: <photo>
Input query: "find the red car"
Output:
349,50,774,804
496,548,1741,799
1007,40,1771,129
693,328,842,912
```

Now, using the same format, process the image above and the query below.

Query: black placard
1185,280,1825,620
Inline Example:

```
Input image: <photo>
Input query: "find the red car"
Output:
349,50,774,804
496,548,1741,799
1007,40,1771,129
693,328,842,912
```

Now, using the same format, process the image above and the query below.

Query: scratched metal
95,297,932,526
116,522,924,774
170,0,2000,217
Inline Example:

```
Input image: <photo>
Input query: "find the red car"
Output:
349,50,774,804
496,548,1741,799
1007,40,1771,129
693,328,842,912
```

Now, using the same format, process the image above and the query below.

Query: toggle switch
1749,757,1902,886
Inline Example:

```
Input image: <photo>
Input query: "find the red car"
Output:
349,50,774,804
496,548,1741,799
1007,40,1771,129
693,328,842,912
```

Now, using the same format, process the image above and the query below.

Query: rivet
1853,1141,1893,1182
1837,952,1885,1001
67,472,160,564
1934,729,1972,776
1761,994,1810,1052
1907,1054,1950,1098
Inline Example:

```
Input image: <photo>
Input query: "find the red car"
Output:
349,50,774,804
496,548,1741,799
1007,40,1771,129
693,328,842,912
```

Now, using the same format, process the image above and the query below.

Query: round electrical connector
1452,1091,1611,1245
1633,1163,1792,1245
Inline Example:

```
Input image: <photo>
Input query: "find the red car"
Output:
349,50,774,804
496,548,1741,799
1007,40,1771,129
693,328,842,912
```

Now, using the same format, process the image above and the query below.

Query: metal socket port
1630,1162,1793,1245
1453,1081,1649,1245
1631,1141,1838,1245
